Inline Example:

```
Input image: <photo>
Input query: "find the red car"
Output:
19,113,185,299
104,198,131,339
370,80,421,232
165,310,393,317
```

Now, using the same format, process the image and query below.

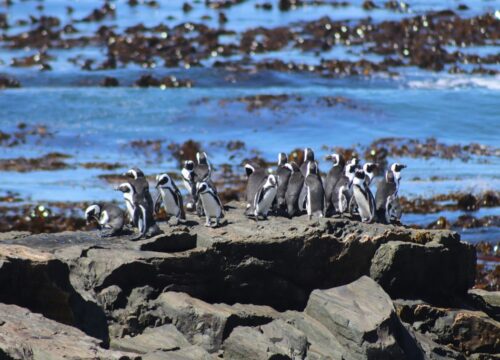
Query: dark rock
469,289,500,321
370,237,476,303
101,76,120,87
457,193,478,211
0,75,20,88
0,303,137,359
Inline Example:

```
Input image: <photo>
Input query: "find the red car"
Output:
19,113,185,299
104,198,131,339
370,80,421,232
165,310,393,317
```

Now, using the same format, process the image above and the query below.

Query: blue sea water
0,0,499,241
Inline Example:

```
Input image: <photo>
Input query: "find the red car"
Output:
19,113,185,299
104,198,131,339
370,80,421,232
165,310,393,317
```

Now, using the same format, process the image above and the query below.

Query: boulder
0,303,138,359
370,238,476,302
223,319,308,359
469,289,500,321
304,276,422,359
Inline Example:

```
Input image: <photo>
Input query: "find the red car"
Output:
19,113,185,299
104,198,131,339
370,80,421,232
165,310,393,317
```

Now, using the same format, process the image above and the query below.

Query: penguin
117,181,159,239
181,160,197,212
244,163,268,216
275,152,292,211
124,167,154,216
332,160,358,215
349,162,377,215
324,153,346,216
300,147,315,176
375,163,407,224
85,203,125,237
252,174,278,220
304,161,325,220
351,169,376,223
284,161,304,218
155,173,185,225
196,181,224,227
194,151,211,183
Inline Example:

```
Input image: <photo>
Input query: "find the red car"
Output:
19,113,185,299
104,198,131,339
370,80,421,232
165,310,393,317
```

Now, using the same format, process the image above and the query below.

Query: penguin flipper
154,191,162,214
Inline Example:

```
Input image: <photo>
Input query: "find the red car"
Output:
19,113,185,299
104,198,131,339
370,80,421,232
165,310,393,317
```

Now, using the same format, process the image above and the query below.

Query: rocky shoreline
0,202,498,359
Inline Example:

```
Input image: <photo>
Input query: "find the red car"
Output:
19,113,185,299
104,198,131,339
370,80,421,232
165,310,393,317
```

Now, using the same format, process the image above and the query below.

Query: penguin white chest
123,193,135,219
255,187,277,216
160,188,180,216
200,193,221,218
99,210,109,226
353,186,373,222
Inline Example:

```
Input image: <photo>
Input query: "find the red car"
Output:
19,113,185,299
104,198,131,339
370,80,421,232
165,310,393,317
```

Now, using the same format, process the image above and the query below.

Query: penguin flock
85,149,406,239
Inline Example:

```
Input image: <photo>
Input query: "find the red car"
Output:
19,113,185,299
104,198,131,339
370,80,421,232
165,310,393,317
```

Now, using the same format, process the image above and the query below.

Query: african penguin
117,181,159,239
194,151,211,183
352,169,376,223
304,161,325,220
155,173,185,225
300,147,315,176
252,174,278,220
332,160,358,215
324,153,345,216
85,203,125,237
181,160,197,212
349,162,377,215
275,152,292,211
375,163,406,223
284,161,304,218
244,163,268,216
196,181,224,227
124,167,154,215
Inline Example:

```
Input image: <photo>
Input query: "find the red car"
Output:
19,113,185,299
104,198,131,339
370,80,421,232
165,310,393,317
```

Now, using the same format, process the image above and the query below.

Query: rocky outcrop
0,203,493,359
0,303,136,359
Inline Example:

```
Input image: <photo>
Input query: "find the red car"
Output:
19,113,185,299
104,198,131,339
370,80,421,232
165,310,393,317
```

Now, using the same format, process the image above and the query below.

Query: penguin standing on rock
275,152,292,211
196,181,224,227
155,173,185,225
324,153,345,216
375,163,407,224
244,163,268,217
284,161,304,218
352,169,376,223
332,160,358,215
193,152,212,216
85,203,125,237
252,174,278,221
181,160,196,212
349,162,377,215
304,161,324,220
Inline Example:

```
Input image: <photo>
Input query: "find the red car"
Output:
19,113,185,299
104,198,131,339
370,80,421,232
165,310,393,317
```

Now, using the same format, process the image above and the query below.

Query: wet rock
182,2,193,12
0,303,138,359
469,289,500,321
362,0,377,10
457,193,478,211
0,152,71,172
0,75,20,88
223,319,308,359
427,216,451,230
101,76,120,87
370,237,476,302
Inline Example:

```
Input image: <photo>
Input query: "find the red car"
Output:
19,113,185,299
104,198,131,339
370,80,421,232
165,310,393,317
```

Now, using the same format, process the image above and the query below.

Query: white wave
408,75,500,90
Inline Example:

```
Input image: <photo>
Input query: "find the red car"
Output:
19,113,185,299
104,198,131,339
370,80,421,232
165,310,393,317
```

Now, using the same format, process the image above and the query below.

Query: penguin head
304,148,315,162
85,204,101,224
196,181,209,195
363,163,378,183
345,163,357,183
325,153,341,166
244,163,255,177
156,173,172,188
264,174,277,189
184,160,195,172
196,152,209,165
306,161,319,177
116,182,135,194
285,161,300,173
125,167,145,179
390,163,407,183
348,157,360,168
278,152,288,166
353,169,366,186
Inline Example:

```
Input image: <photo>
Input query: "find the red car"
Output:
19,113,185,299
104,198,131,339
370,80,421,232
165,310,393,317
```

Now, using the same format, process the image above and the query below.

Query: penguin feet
147,224,162,237
168,217,180,226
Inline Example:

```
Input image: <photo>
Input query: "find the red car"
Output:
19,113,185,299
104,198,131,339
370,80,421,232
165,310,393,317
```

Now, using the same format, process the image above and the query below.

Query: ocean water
0,0,498,242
